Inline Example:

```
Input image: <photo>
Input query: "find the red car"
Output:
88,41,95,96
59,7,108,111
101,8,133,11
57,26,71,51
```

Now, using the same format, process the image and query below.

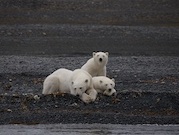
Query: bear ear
85,79,88,83
111,78,115,82
93,52,96,57
105,52,109,56
100,80,103,83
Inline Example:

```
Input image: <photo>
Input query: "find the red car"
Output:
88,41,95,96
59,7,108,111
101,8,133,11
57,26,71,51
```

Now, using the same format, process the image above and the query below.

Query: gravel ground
0,24,178,56
0,0,178,125
0,56,179,125
0,55,179,94
0,92,179,124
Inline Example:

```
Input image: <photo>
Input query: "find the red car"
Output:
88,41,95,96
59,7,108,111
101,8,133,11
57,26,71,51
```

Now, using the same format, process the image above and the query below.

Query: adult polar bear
42,68,97,103
81,52,108,77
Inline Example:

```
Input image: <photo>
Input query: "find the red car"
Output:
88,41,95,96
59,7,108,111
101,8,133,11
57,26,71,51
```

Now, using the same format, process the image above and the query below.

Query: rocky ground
0,56,179,125
0,0,178,125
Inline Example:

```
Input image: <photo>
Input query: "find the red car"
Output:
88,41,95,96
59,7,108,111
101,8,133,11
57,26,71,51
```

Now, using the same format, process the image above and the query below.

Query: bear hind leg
42,76,60,95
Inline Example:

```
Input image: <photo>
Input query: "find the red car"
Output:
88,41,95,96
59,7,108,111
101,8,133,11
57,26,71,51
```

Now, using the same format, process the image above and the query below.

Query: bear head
93,52,108,66
71,79,90,97
100,78,116,96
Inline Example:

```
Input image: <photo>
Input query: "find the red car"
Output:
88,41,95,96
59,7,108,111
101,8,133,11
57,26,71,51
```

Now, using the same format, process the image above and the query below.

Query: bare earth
0,56,179,125
0,0,179,126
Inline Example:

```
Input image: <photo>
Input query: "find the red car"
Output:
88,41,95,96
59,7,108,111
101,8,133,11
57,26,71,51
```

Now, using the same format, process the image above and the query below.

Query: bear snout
76,94,80,97
111,92,117,97
99,58,103,62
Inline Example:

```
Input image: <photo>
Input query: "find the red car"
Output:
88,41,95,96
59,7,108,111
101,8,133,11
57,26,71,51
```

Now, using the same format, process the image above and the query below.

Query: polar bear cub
81,52,108,77
92,76,116,96
43,68,97,103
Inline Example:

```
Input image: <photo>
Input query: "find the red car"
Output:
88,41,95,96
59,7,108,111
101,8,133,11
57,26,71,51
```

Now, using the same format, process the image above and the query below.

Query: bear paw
81,93,92,103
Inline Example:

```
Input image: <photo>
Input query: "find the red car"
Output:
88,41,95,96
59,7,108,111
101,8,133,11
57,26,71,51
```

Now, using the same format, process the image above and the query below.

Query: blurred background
0,0,178,56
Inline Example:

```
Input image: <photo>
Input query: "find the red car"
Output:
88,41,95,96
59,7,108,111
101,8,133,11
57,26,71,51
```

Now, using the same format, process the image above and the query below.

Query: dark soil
0,0,179,125
0,92,179,125
0,56,179,125
0,72,179,125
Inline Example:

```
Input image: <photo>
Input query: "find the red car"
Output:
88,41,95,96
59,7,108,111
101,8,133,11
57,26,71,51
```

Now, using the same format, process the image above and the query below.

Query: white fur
43,68,97,103
43,68,72,95
92,76,116,96
81,52,108,77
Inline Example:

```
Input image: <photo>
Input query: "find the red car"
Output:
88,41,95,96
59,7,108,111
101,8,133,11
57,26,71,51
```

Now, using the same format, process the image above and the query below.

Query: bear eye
110,83,113,86
97,55,99,57
72,82,74,85
85,79,88,83
105,84,108,86
74,88,77,90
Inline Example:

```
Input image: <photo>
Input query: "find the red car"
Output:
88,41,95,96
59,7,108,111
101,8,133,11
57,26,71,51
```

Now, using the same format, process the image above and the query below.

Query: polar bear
43,68,72,95
81,52,108,77
43,68,97,103
70,69,97,103
92,76,116,96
